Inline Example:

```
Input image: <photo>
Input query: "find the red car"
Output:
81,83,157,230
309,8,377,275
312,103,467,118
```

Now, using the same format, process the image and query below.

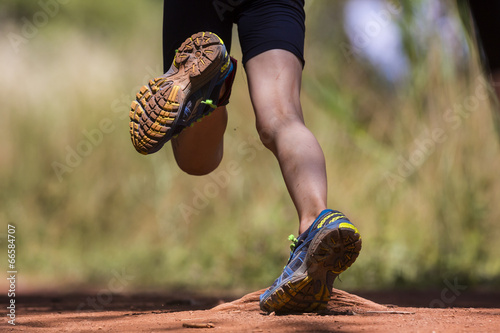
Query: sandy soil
2,288,500,332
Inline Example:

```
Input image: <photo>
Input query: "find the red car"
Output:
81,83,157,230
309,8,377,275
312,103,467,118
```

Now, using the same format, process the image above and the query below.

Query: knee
176,158,222,176
177,160,220,176
256,121,278,152
255,109,305,151
174,151,222,176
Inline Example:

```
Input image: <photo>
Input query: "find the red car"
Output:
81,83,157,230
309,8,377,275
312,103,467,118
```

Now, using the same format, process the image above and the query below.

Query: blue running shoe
259,209,362,313
129,31,235,155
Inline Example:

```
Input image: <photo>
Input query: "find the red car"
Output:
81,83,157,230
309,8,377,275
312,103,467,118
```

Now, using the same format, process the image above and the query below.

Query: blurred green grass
1,0,500,293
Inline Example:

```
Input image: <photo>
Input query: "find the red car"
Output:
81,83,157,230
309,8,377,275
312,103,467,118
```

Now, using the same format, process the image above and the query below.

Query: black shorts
467,0,500,72
162,0,305,71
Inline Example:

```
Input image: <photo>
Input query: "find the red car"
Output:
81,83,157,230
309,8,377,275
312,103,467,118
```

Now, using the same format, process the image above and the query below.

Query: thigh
235,0,306,66
245,49,304,131
162,0,234,71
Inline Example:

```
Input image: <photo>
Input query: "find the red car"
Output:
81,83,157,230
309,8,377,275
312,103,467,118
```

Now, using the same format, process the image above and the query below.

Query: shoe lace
201,99,217,109
288,234,299,251
283,234,300,267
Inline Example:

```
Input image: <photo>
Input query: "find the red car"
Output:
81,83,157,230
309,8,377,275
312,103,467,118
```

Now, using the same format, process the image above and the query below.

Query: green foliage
1,1,499,293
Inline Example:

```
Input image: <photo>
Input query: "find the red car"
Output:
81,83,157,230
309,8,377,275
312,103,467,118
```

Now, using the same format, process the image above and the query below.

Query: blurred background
1,0,499,295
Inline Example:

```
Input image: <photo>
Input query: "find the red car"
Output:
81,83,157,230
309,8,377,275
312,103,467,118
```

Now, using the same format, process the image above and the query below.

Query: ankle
298,207,328,235
298,216,316,235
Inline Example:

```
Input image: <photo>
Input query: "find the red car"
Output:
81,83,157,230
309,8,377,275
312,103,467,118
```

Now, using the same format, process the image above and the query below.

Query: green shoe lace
201,99,217,109
283,234,300,269
288,234,298,251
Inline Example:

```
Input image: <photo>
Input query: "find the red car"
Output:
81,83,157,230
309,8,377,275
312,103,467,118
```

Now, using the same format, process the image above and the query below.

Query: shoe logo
316,212,346,229
182,101,193,121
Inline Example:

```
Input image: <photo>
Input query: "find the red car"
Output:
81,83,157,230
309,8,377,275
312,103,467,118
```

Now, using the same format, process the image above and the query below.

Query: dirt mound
213,288,388,314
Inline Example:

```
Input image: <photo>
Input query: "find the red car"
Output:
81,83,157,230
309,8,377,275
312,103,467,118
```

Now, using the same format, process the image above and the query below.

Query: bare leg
171,105,227,176
245,50,327,235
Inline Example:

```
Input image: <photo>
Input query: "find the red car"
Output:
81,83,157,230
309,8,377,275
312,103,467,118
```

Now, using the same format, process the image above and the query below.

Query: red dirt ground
2,288,500,332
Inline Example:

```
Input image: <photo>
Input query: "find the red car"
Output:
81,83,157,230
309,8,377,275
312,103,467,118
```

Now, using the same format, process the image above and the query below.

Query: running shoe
129,31,236,155
259,209,362,313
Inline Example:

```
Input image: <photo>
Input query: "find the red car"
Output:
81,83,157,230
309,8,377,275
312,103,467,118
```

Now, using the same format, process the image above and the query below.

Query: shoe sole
260,223,362,313
129,31,230,155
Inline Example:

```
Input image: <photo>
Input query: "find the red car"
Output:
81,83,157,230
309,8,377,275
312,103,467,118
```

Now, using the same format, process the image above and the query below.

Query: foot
129,31,236,155
259,209,362,313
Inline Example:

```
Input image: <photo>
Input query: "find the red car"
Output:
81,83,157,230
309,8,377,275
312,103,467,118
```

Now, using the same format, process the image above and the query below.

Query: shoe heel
309,225,362,274
175,32,226,79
